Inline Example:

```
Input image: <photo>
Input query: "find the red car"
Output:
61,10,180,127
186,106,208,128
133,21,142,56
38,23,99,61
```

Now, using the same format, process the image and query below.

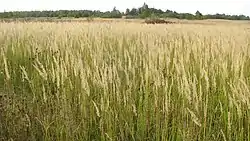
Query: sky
0,0,249,16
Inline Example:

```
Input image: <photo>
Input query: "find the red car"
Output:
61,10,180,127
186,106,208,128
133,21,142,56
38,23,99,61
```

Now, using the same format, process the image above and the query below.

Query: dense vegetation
0,3,249,20
1,21,250,141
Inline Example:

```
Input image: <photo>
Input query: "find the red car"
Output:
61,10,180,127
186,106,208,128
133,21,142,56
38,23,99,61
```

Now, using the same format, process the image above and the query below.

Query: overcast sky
0,0,249,16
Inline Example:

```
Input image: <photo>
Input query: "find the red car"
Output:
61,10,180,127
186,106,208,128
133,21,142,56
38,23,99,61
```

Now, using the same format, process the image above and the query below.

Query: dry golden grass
0,20,250,141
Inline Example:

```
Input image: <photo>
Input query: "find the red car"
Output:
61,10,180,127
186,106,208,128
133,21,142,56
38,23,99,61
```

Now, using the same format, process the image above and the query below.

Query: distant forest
0,3,249,20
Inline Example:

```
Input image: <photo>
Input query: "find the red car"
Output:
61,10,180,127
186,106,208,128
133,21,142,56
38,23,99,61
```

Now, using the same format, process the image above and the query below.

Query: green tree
129,8,138,16
195,10,203,19
139,3,150,18
125,8,130,15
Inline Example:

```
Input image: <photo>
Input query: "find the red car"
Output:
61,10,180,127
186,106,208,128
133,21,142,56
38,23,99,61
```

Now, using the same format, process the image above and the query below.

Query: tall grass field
1,21,250,141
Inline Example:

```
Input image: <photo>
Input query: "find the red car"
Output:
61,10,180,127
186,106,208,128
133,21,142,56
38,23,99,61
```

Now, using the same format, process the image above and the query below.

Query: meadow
0,20,250,141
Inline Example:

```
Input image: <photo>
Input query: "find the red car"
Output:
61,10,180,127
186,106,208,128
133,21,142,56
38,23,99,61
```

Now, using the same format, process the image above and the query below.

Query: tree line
0,3,249,20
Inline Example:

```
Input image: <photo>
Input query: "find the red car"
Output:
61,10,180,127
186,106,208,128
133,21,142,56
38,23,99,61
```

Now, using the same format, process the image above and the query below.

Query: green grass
0,22,250,141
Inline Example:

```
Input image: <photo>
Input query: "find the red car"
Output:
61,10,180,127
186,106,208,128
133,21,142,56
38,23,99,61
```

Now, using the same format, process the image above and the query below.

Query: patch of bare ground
144,19,176,24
